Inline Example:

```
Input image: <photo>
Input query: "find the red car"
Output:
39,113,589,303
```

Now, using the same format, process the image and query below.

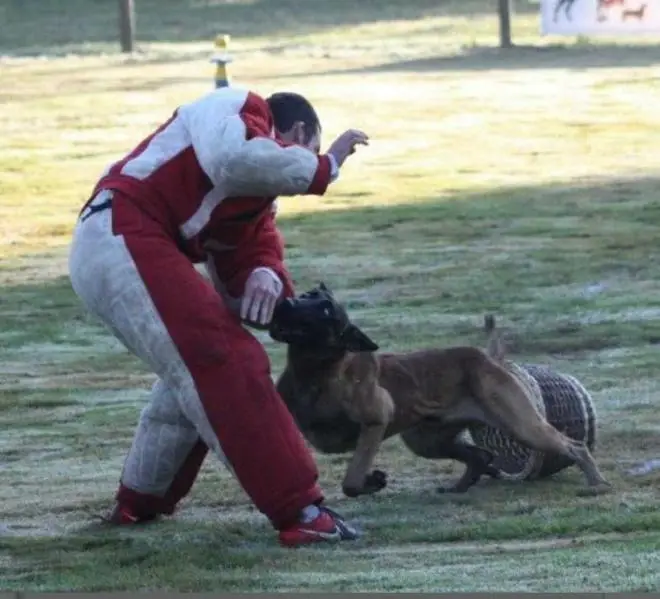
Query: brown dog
271,283,611,497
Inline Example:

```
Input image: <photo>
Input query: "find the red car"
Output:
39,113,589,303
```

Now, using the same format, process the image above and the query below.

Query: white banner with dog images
541,0,660,35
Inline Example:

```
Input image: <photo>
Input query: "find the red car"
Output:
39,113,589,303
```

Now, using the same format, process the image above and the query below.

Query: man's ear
292,120,307,145
341,324,379,353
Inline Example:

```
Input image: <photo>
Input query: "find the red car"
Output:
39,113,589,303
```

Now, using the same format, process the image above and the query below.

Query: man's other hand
327,129,369,168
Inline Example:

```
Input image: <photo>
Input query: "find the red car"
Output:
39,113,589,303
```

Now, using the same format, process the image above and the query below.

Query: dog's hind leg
400,421,500,493
469,352,611,491
436,442,501,493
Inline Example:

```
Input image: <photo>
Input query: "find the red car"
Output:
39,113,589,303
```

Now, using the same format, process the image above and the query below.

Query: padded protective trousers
68,189,324,529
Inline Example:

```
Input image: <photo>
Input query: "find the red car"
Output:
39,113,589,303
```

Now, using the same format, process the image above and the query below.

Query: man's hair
266,92,321,142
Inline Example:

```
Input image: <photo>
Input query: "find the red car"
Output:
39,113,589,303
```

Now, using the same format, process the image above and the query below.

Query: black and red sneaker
278,506,360,547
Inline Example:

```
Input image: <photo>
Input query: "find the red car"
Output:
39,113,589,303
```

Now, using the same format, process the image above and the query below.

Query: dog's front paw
576,482,613,497
342,485,361,498
364,469,388,494
342,470,388,498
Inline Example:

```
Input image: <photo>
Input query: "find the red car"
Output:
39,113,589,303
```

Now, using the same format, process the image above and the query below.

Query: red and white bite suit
68,87,333,529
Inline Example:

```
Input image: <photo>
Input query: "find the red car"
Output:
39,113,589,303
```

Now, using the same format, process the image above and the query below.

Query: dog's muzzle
269,295,347,347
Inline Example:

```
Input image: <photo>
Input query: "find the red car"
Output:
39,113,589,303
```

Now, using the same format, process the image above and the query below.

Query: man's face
278,121,321,154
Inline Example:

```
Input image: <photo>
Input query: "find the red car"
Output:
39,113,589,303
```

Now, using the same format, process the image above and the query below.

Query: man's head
269,282,379,353
266,92,322,154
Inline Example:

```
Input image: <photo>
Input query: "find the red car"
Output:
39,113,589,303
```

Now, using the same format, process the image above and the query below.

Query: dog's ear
318,281,333,296
341,323,379,353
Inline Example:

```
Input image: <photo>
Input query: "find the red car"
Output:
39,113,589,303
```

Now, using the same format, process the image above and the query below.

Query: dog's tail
484,314,507,363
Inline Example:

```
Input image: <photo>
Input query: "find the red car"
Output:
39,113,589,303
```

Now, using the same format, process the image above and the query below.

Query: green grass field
3,0,660,592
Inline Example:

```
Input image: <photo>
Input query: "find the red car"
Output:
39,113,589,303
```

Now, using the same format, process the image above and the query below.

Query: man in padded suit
68,87,369,547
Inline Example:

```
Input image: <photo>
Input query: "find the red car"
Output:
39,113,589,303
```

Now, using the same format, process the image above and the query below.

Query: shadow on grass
2,174,660,360
0,273,84,348
261,43,660,79
12,43,660,103
25,41,660,100
1,0,501,57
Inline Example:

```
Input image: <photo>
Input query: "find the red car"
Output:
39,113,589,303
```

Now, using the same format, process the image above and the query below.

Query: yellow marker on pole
211,34,232,88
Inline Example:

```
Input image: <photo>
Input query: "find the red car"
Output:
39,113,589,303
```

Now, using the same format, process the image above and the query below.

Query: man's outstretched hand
241,268,283,327
327,129,369,168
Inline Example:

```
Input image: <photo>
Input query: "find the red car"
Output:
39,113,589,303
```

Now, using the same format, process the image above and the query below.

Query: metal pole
498,0,513,48
119,0,136,53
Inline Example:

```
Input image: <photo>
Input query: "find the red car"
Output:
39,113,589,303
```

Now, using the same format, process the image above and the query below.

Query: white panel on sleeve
177,87,250,185
178,87,321,198
120,116,191,180
177,87,324,238
177,87,248,239
222,133,321,198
